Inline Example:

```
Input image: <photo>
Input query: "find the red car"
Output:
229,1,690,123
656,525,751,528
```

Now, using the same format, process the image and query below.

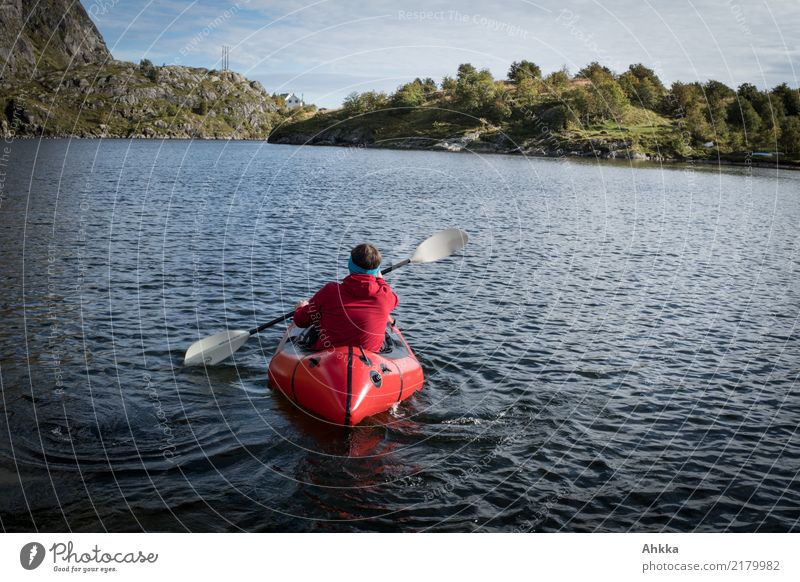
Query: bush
539,105,568,131
140,59,158,82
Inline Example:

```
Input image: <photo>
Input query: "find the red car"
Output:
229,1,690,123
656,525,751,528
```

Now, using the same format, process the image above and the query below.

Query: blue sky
86,0,800,108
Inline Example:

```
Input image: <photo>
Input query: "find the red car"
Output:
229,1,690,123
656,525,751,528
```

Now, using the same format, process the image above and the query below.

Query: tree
686,106,714,143
736,83,771,120
342,91,388,114
703,80,735,132
618,64,666,110
567,79,628,124
508,60,542,83
576,61,614,83
726,99,762,138
342,92,363,115
362,91,389,111
391,80,425,108
542,67,570,98
194,100,208,115
704,80,735,103
666,82,704,115
441,75,456,97
454,63,497,116
418,77,438,95
513,76,541,110
779,116,800,153
771,82,800,116
489,82,513,122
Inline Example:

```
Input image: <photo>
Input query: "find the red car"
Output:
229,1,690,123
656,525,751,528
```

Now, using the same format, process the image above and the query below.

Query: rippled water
1,139,798,532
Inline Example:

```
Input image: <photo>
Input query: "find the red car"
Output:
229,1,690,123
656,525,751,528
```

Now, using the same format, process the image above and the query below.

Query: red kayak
267,322,424,426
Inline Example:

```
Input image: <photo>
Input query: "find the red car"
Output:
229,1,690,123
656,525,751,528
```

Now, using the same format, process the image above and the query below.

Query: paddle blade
184,330,251,366
410,228,469,264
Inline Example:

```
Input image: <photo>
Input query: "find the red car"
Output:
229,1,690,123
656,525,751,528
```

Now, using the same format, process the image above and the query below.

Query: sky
85,0,800,108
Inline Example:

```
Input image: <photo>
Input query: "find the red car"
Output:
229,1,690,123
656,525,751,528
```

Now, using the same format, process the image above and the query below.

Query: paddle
183,228,469,366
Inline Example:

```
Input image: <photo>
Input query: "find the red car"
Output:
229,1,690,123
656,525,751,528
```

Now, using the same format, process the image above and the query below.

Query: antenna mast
221,45,230,71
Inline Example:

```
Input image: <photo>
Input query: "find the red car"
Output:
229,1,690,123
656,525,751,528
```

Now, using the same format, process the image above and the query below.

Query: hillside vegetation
270,61,800,164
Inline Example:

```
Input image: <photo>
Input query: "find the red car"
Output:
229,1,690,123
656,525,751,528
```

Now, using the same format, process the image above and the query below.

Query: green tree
686,106,714,143
737,83,770,119
489,82,513,122
542,68,570,98
666,82,704,116
771,82,800,116
770,83,800,115
454,63,497,117
391,80,427,108
703,80,735,134
441,75,456,98
418,77,438,95
779,116,800,153
513,76,541,110
362,91,389,111
576,61,614,83
704,80,735,106
618,64,666,110
508,60,542,83
726,99,762,139
342,91,389,115
342,92,363,115
567,79,628,124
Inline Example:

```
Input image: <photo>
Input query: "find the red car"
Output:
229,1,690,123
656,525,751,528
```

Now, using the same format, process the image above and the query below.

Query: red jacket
293,274,399,352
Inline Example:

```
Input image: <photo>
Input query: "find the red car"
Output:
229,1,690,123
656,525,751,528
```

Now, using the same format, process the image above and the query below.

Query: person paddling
294,243,398,352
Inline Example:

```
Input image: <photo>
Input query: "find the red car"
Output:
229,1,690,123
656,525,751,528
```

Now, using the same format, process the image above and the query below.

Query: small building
280,93,304,110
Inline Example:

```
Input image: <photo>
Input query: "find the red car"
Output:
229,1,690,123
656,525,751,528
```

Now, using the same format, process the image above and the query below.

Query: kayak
267,322,424,426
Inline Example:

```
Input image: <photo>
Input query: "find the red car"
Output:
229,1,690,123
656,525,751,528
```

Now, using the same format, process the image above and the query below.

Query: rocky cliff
1,0,291,139
0,0,110,79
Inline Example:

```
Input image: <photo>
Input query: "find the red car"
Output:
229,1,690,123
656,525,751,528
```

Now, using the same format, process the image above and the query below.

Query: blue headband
348,256,381,276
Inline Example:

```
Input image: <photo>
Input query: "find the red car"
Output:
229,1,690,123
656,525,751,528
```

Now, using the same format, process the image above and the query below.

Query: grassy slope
271,102,686,157
272,92,799,165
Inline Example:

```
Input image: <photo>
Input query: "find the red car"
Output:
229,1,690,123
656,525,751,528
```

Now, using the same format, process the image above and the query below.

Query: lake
1,139,798,532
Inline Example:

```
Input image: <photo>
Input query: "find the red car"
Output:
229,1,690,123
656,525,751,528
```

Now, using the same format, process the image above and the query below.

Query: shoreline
267,136,800,172
5,134,797,172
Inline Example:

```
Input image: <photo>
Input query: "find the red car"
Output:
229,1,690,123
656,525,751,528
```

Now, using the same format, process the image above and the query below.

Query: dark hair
351,243,382,270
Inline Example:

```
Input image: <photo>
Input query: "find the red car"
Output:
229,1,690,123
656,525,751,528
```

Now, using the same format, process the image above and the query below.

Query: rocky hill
0,0,110,79
1,0,292,139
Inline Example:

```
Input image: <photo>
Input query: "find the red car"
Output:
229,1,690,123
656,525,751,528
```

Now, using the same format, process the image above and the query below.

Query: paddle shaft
248,258,412,336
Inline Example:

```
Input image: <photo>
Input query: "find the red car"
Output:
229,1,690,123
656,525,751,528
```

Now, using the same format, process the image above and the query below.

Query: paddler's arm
376,276,399,311
293,300,312,328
